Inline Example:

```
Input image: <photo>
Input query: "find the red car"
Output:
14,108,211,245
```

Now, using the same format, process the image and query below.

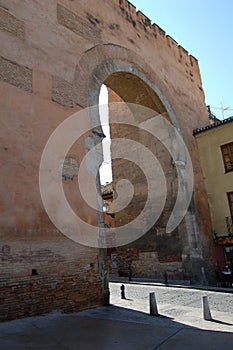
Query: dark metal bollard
149,292,158,316
202,295,212,320
121,284,126,299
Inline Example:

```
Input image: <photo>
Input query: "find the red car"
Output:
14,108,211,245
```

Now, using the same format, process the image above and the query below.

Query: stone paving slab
157,328,233,350
0,306,233,350
0,313,179,350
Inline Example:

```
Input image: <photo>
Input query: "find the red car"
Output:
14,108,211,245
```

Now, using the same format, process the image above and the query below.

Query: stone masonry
0,0,215,321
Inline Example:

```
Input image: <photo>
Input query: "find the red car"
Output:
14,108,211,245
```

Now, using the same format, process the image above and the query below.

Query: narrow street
109,282,233,332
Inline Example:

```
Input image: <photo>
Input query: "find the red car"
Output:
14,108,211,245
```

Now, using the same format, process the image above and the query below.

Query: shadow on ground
0,305,232,350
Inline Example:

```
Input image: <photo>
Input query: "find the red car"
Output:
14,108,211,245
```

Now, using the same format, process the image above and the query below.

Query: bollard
149,292,158,316
202,295,212,320
120,284,126,299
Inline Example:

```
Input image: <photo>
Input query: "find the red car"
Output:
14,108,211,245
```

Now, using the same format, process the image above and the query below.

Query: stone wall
0,0,215,321
0,0,108,321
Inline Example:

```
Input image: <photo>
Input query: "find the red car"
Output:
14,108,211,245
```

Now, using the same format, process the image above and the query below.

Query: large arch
74,43,205,282
74,43,180,129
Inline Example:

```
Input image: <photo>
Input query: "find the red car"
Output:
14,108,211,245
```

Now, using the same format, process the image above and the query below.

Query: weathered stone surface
57,4,102,42
52,76,74,107
0,56,32,91
59,157,79,180
32,67,52,99
0,6,25,39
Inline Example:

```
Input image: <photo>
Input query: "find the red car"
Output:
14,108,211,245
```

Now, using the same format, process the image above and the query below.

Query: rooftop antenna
211,103,233,119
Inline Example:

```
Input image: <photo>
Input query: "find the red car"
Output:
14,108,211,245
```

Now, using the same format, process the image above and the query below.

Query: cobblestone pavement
0,283,232,349
109,282,233,332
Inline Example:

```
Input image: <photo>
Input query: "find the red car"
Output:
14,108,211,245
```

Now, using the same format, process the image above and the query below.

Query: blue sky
99,1,233,183
130,0,233,119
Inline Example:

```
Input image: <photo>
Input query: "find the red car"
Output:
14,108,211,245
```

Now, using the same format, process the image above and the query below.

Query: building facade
194,117,233,273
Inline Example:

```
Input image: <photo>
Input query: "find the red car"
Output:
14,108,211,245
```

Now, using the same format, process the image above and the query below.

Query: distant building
194,116,233,272
101,183,117,273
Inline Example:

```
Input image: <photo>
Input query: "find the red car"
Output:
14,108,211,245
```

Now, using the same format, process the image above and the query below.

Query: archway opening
98,71,183,279
99,85,112,186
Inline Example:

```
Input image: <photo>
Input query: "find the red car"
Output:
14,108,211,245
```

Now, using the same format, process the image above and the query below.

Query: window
221,142,233,172
228,192,233,217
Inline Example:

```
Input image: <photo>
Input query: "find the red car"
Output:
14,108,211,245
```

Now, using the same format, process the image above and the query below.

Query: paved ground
109,282,233,332
0,282,232,349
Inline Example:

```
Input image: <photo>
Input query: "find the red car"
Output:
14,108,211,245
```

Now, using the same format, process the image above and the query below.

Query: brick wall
0,273,102,322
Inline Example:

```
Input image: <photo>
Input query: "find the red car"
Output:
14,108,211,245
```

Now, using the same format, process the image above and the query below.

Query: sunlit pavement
109,282,233,333
0,282,232,350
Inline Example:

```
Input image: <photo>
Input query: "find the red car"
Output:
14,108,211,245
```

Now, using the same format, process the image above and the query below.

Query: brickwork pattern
0,6,25,40
52,76,75,107
0,56,32,92
0,274,102,322
57,4,102,42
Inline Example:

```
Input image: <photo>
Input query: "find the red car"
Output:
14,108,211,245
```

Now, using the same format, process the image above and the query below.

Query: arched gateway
0,0,214,321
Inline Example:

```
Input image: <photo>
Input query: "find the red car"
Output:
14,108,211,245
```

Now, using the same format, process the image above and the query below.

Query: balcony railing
226,216,233,236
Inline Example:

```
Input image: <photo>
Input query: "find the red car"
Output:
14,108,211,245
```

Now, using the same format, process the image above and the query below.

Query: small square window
221,142,233,173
